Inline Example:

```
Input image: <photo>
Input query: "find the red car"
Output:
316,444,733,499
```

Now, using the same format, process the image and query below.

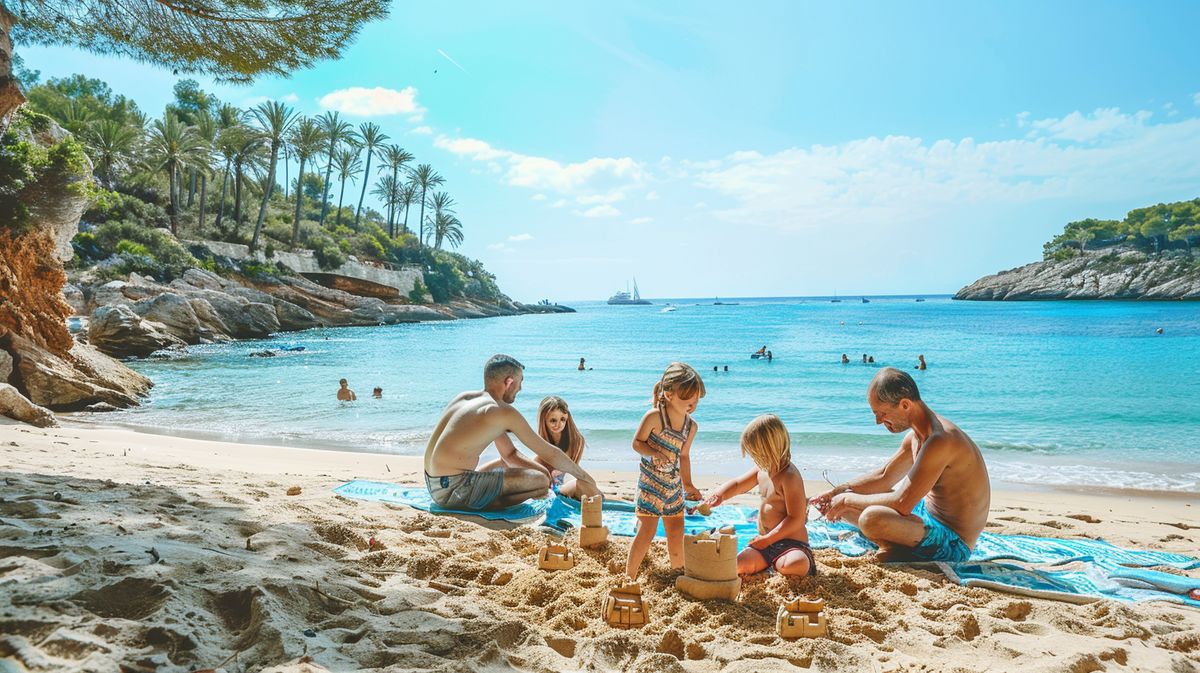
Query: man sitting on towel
810,368,990,562
423,354,602,510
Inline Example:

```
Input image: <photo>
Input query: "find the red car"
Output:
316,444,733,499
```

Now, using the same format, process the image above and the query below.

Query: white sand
1,421,1197,672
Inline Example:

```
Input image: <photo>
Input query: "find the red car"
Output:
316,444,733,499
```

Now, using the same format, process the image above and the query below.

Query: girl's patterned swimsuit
635,407,692,517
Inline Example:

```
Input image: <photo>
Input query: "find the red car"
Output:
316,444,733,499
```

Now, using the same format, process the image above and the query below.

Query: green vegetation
10,1,388,85
1043,198,1200,260
19,71,503,305
0,107,93,231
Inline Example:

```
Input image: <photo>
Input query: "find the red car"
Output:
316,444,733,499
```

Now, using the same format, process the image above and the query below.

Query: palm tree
145,113,204,234
426,191,456,247
371,175,401,233
85,119,140,187
192,110,219,231
211,106,244,233
333,147,363,228
378,144,413,235
229,128,267,237
409,164,444,247
249,100,299,252
398,182,418,236
316,111,356,228
287,117,325,247
433,211,464,250
352,122,389,229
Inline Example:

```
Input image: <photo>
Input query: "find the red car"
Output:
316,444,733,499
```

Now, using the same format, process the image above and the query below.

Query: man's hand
808,489,837,517
575,479,602,499
823,493,853,521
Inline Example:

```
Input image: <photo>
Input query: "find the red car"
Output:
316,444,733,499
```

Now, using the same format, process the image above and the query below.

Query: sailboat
607,278,652,305
830,290,842,303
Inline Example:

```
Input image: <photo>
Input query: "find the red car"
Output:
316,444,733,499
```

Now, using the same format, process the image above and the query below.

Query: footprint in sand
1065,513,1101,523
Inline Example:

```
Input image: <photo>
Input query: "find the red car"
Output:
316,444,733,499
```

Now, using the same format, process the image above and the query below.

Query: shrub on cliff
0,108,93,232
87,220,196,280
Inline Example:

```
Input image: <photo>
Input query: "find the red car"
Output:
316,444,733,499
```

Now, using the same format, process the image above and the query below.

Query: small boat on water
608,278,651,305
861,297,870,303
915,298,926,302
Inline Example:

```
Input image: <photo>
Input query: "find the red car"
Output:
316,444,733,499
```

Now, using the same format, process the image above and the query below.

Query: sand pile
1,423,1198,672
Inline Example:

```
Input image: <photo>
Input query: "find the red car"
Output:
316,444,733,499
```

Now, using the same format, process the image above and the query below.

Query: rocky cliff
955,248,1200,301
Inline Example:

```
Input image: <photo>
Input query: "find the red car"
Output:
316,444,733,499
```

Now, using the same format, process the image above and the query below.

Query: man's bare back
898,414,990,547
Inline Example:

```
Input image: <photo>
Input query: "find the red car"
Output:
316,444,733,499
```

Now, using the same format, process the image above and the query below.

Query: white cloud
433,134,646,200
318,86,426,120
281,93,300,103
531,193,547,201
576,204,621,218
508,233,533,242
576,192,624,205
692,110,1200,233
410,125,433,135
631,216,653,225
1015,111,1030,128
1027,107,1151,143
1164,102,1178,117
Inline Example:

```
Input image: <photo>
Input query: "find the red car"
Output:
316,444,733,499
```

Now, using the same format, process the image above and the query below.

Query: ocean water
78,296,1200,493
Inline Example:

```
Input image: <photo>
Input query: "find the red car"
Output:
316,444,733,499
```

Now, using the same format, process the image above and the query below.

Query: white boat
608,278,651,305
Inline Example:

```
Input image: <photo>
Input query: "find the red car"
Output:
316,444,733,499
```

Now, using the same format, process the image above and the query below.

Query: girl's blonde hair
741,414,791,475
538,396,585,463
651,362,706,409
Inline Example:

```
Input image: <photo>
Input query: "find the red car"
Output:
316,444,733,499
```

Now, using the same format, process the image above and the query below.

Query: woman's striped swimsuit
635,407,692,517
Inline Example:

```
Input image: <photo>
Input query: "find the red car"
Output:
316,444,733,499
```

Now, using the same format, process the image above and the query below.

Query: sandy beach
1,421,1197,673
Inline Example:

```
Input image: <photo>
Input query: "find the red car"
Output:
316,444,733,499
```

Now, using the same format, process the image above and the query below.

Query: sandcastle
577,494,609,548
603,581,648,628
674,526,741,601
537,544,576,571
777,597,827,638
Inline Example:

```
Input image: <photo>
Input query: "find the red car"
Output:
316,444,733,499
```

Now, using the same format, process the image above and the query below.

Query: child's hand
684,486,702,501
748,535,769,550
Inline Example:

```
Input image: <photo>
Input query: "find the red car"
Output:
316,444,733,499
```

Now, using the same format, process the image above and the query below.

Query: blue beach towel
333,479,555,523
334,481,1199,606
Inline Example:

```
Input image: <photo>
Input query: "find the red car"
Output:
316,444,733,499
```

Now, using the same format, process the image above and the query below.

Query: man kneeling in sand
810,368,990,561
424,354,602,510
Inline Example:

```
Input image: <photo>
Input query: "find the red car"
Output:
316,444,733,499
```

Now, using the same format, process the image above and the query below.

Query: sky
19,1,1200,302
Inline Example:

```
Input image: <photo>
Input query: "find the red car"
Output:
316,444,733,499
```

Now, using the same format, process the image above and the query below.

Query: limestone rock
61,283,86,315
4,333,150,410
88,304,186,358
0,348,11,383
956,248,1200,301
181,267,226,291
0,383,57,427
132,292,202,344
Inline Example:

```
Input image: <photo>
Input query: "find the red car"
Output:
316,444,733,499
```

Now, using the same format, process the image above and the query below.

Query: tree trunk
290,156,307,247
251,140,280,252
168,163,179,234
233,165,244,237
402,201,410,237
355,149,372,229
187,168,196,208
198,173,208,231
418,186,427,246
318,152,335,226
214,159,231,233
283,148,290,200
336,176,347,228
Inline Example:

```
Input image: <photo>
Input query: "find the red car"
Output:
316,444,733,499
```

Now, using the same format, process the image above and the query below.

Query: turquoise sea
79,296,1200,493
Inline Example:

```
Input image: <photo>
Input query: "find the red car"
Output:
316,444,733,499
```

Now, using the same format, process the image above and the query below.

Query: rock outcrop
87,305,187,358
0,382,57,427
955,249,1200,301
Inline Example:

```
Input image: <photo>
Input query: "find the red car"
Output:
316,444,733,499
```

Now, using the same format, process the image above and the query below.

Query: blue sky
20,1,1200,301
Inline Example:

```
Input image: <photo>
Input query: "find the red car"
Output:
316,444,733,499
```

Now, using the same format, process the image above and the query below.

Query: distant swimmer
372,386,383,398
916,355,927,371
767,350,773,362
578,357,586,371
868,356,875,364
714,366,719,372
1156,328,1164,335
724,365,729,372
842,354,850,364
755,345,768,356
862,354,868,363
337,378,357,401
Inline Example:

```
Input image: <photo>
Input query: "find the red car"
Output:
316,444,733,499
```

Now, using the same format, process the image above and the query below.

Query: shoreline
55,415,1200,499
1,421,1197,672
